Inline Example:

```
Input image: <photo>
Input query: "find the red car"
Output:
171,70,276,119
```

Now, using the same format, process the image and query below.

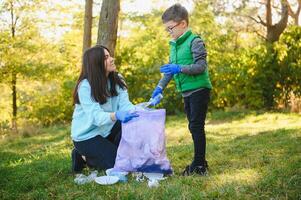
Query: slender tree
0,0,62,132
266,0,289,42
97,0,120,56
8,1,18,132
285,0,301,25
249,0,289,43
82,0,93,53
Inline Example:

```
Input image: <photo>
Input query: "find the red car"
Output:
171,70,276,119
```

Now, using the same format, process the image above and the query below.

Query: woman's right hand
115,111,139,123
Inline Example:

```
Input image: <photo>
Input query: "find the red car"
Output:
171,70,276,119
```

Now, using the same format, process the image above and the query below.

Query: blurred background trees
0,0,300,133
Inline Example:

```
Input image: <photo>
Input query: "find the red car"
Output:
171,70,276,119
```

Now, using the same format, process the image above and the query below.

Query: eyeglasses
166,23,181,33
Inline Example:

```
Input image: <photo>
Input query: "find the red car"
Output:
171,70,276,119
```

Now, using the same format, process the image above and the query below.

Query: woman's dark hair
162,3,189,24
73,45,127,105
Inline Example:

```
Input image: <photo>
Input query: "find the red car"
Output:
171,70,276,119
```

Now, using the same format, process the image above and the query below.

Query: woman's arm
117,87,135,111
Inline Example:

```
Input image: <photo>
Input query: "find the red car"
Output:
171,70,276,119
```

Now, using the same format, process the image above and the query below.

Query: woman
71,45,139,173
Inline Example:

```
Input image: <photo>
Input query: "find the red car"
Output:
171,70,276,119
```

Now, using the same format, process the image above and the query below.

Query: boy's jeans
184,88,210,166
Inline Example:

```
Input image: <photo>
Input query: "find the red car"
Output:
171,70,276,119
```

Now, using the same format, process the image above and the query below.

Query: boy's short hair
162,3,189,24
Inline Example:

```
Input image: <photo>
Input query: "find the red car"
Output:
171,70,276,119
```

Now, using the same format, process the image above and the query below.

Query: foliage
208,26,301,109
115,11,181,114
274,26,301,105
116,2,225,114
18,78,76,126
1,0,300,127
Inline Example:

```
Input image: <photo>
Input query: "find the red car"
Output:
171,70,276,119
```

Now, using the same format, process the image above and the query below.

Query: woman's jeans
72,121,121,172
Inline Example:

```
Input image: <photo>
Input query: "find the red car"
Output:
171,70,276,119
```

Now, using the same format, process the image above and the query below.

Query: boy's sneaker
71,148,86,173
182,161,209,176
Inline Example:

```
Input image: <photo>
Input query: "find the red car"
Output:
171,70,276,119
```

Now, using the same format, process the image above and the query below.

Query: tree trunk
259,0,289,108
11,71,18,133
10,1,18,133
266,0,289,43
285,0,301,25
83,0,93,53
97,0,120,57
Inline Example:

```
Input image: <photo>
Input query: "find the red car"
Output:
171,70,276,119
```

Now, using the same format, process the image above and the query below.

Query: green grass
0,111,300,200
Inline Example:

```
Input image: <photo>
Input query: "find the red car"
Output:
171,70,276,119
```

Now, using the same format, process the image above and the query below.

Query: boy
151,4,212,176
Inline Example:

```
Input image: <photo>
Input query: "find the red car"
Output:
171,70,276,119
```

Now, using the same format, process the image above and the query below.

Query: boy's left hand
160,64,181,75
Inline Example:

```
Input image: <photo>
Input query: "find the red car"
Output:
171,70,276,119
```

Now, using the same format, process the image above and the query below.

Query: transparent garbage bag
112,104,172,175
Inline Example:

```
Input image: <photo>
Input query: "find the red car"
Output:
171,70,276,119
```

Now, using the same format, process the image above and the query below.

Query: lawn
0,110,300,199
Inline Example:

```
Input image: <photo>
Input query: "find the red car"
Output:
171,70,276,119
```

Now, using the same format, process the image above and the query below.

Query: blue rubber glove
160,64,181,75
115,111,139,123
149,94,163,106
151,86,163,99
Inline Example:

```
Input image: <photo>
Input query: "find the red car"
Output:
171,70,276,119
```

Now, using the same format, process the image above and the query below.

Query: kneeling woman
71,45,138,173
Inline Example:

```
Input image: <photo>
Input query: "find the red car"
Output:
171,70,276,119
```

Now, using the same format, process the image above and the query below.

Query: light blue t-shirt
71,79,135,142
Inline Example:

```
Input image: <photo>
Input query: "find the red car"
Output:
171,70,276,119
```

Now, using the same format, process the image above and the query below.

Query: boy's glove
115,111,139,123
149,94,163,106
160,64,181,75
151,86,163,99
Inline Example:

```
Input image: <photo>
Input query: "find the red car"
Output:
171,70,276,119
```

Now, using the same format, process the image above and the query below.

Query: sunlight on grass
165,126,190,146
213,169,260,185
8,158,35,168
0,111,300,199
205,113,301,142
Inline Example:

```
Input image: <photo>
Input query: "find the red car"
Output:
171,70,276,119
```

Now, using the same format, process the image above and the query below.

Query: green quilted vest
170,30,212,92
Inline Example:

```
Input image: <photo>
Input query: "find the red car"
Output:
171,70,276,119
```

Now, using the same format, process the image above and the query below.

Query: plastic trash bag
113,107,172,174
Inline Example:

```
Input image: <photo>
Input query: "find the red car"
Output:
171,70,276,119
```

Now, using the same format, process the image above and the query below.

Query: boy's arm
150,73,172,100
151,58,173,99
157,73,173,90
157,56,173,90
181,38,207,75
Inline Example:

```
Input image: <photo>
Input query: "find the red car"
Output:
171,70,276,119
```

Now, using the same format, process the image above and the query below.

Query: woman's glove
115,111,139,123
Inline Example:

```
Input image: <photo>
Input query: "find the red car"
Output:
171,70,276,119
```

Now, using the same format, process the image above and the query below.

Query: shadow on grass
166,110,261,127
0,126,300,199
0,127,75,199
1,128,70,155
167,127,300,199
0,155,73,200
206,110,264,125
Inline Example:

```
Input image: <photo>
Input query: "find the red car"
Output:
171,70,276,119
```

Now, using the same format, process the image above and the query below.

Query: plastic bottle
150,93,163,106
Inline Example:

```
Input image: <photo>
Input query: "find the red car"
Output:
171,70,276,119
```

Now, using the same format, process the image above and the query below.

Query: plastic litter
94,176,119,185
147,179,159,188
106,168,128,183
132,172,145,182
144,173,165,188
138,94,163,109
144,173,165,180
149,93,163,106
74,170,98,185
132,172,166,188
